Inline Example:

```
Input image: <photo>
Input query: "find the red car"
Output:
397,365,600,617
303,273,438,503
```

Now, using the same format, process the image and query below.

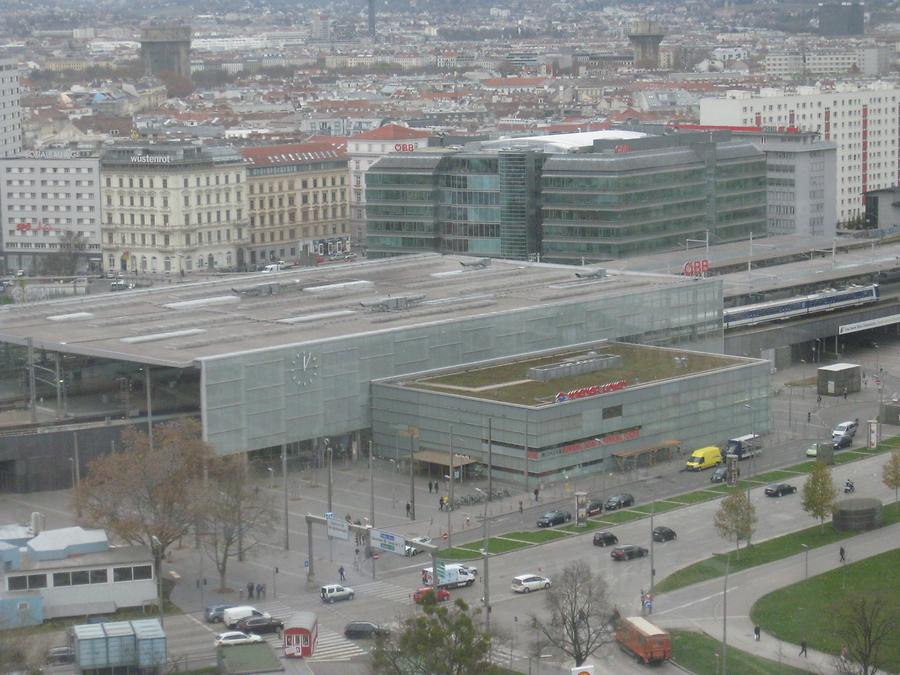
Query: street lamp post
325,438,333,514
475,487,491,633
801,543,809,579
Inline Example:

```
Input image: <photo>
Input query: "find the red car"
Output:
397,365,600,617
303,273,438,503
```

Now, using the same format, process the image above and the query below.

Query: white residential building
347,123,431,249
700,82,900,223
0,58,22,159
1,151,102,274
765,45,892,77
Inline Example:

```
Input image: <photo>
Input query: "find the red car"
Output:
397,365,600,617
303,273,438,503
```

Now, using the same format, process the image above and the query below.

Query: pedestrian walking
438,496,443,511
754,625,761,641
339,566,346,582
817,394,822,406
428,481,432,494
799,640,808,657
247,582,254,600
534,487,540,502
406,501,411,518
807,411,812,423
256,583,263,599
840,546,846,563
843,387,848,400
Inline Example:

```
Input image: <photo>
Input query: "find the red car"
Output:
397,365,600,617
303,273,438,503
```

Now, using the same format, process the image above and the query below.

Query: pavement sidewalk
653,521,900,674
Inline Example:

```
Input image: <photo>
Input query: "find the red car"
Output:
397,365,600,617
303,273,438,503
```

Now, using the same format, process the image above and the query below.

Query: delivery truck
725,434,762,461
615,616,671,665
421,564,476,589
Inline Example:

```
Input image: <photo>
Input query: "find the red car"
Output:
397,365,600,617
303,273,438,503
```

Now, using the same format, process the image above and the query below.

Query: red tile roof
350,123,430,140
239,142,347,167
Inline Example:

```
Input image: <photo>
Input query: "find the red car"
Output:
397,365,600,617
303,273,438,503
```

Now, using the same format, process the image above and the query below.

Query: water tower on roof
628,21,665,69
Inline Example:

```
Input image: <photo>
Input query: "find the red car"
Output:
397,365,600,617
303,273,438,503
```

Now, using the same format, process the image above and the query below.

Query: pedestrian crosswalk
250,599,297,621
307,628,368,662
350,580,413,604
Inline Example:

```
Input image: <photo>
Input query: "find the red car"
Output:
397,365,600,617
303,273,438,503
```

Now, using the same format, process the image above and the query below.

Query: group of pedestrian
639,590,653,615
246,582,266,600
437,495,449,511
427,480,437,493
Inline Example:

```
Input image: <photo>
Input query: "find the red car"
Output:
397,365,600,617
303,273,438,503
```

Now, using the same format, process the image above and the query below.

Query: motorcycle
844,481,855,494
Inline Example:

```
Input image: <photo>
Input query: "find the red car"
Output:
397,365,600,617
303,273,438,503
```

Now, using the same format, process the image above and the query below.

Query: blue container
72,624,108,669
133,619,167,667
102,621,136,667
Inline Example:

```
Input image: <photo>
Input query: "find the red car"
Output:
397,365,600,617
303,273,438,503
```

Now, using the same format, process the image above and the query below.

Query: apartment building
0,58,22,159
1,150,102,274
765,45,891,78
240,142,350,266
348,124,431,250
100,142,250,275
700,82,899,224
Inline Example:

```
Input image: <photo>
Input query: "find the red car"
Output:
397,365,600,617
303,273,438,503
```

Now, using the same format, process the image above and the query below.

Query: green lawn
503,529,571,543
671,630,812,675
440,546,483,560
706,480,759,493
484,537,532,554
752,469,805,483
560,519,606,533
656,501,899,594
751,549,900,673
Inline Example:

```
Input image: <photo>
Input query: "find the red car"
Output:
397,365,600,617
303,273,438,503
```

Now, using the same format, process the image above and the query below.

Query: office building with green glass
365,129,767,262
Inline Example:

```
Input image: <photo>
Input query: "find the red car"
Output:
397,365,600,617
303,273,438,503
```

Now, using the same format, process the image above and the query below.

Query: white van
222,606,271,629
262,263,284,273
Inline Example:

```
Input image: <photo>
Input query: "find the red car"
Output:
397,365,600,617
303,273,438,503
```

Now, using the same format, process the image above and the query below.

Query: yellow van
685,446,722,471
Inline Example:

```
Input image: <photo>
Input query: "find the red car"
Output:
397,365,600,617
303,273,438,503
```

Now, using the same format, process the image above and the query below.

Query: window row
6,564,152,591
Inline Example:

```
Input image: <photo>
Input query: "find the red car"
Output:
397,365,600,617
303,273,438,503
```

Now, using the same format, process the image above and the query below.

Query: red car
413,586,450,604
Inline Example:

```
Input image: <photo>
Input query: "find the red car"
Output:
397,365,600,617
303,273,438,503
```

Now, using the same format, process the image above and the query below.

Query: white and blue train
724,284,879,329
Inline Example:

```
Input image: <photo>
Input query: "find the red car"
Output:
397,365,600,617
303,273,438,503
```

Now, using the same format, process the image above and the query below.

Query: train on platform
723,284,880,329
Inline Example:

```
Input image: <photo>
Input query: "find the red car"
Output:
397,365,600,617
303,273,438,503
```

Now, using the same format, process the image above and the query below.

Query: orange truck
615,616,672,664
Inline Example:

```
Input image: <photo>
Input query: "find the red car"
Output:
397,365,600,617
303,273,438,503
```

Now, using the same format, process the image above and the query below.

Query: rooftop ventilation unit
460,258,491,269
360,294,426,312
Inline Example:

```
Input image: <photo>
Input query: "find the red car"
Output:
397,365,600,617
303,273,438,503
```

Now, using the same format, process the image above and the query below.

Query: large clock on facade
289,351,319,386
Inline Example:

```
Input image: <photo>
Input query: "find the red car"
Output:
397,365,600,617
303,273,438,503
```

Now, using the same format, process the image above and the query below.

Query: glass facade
201,280,723,454
366,133,768,262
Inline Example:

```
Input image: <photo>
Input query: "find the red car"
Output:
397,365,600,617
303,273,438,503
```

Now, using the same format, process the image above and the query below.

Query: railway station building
0,254,766,492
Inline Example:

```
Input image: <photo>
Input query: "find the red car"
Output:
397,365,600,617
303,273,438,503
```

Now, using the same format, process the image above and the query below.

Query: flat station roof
605,233,900,298
0,254,701,368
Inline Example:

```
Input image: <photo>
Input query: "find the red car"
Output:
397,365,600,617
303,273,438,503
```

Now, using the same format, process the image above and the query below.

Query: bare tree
713,489,757,557
200,456,276,591
833,595,897,675
531,560,617,667
74,419,211,588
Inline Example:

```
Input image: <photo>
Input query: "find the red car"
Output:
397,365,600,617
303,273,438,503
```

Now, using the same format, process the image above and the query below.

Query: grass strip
560,519,606,533
656,501,899,594
629,500,684,515
670,629,812,675
751,549,900,673
669,489,720,505
440,547,483,560
502,529,571,543
595,509,646,524
752,469,804,482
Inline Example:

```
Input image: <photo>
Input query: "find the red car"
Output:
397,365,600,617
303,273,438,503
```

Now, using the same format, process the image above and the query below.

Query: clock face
289,351,319,386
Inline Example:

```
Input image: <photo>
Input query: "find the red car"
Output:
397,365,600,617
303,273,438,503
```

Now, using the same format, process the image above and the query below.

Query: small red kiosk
283,611,318,658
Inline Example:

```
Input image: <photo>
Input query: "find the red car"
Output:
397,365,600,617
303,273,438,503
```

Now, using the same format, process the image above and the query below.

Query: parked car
413,586,450,603
586,500,604,516
511,574,551,593
832,420,858,440
344,621,390,639
592,531,619,547
834,434,853,450
652,526,677,542
710,466,729,483
237,616,284,634
765,483,797,497
536,510,571,527
405,536,433,556
605,494,635,511
806,444,820,458
321,584,355,603
611,545,649,561
214,631,263,647
205,603,237,623
46,646,75,665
